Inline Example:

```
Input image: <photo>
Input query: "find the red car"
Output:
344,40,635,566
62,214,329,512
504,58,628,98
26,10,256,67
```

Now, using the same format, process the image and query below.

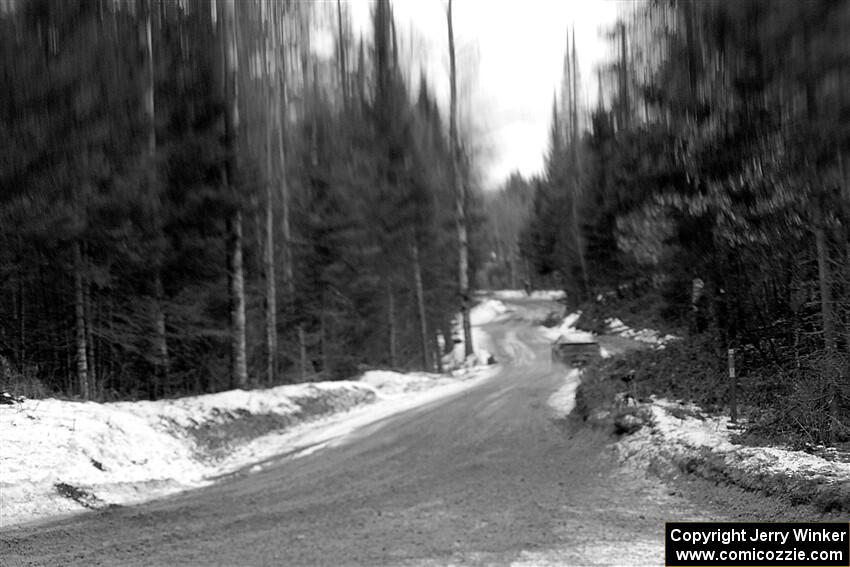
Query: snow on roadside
0,366,497,528
1,397,215,525
490,289,566,301
540,311,595,344
0,382,373,527
218,366,498,475
470,298,511,326
604,317,679,347
617,398,850,509
442,300,506,372
359,370,461,397
117,381,371,431
546,368,582,420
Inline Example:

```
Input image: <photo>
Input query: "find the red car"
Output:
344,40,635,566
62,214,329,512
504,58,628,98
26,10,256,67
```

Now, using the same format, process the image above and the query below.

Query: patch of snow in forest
442,302,504,372
489,289,527,299
469,299,511,326
546,368,581,419
541,311,595,343
530,290,566,300
604,317,679,347
618,398,850,494
360,370,455,397
490,289,565,300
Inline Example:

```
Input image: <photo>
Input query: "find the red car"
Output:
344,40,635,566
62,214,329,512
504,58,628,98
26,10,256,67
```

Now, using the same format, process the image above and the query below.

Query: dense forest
0,0,481,400
2,0,848,445
512,0,849,443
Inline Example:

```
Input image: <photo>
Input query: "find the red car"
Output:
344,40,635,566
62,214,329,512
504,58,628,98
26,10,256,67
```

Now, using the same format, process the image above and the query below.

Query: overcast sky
345,0,628,190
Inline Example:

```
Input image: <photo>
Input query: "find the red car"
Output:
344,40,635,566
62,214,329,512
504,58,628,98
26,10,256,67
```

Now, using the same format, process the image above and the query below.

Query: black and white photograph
0,1,848,565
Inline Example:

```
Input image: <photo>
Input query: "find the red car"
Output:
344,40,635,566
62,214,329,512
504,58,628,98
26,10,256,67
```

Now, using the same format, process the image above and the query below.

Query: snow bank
442,302,502,373
359,370,459,397
541,311,595,344
116,381,372,431
546,368,581,419
617,399,850,511
530,290,566,300
490,289,565,301
0,382,375,527
490,289,527,299
469,299,511,326
604,317,679,347
0,369,497,528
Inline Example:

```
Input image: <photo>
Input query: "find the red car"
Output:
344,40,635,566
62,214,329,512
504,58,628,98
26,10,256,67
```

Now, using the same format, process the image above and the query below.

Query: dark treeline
477,172,537,291
521,1,849,442
0,0,479,399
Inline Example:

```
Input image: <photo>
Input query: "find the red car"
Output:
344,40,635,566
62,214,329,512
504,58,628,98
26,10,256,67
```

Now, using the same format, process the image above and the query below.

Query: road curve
3,298,716,566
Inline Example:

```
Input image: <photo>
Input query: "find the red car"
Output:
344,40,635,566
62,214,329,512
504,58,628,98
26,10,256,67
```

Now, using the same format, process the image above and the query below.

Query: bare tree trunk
85,272,96,400
571,28,590,302
222,0,247,389
99,299,108,399
264,19,278,386
356,39,365,106
447,0,473,358
803,22,839,441
815,221,839,441
264,188,277,384
73,241,89,400
387,281,397,368
153,272,168,395
839,146,850,353
274,3,296,382
141,0,155,155
298,326,308,379
320,292,328,376
65,327,73,394
433,332,443,373
815,223,835,351
411,237,430,371
336,0,348,108
228,212,248,389
17,265,24,363
141,0,169,389
618,21,630,129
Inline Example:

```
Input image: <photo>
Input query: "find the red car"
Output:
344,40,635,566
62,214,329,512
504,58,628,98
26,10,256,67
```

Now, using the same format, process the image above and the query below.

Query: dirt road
0,298,769,566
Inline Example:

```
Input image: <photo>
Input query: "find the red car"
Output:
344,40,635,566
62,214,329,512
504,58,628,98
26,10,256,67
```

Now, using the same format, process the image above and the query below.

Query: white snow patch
604,317,679,347
541,310,595,344
0,398,214,526
359,370,443,396
0,361,499,528
115,381,367,430
442,307,501,373
489,289,566,301
530,290,566,300
469,299,511,326
489,289,527,299
546,368,581,419
618,398,850,493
